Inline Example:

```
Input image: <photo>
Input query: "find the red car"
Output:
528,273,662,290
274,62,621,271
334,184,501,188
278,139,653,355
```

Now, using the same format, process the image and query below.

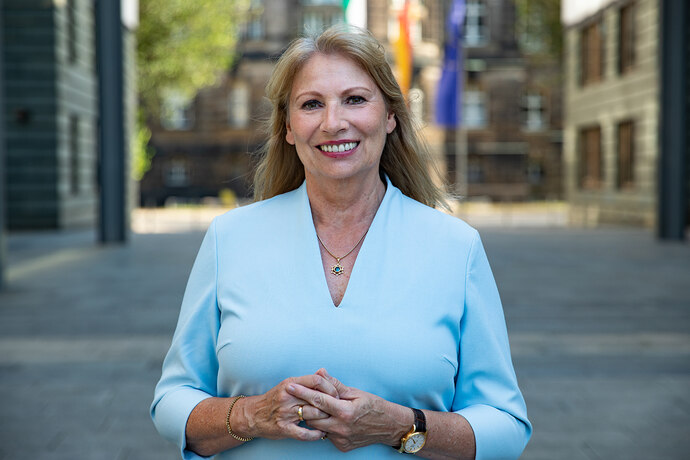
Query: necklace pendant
331,262,345,276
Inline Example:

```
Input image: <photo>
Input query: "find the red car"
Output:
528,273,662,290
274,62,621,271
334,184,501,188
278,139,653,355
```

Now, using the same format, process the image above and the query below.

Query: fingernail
287,384,295,391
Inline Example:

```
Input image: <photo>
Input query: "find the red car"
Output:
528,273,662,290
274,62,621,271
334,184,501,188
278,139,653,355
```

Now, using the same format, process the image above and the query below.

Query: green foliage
134,0,248,179
514,0,562,60
132,110,155,181
137,0,248,114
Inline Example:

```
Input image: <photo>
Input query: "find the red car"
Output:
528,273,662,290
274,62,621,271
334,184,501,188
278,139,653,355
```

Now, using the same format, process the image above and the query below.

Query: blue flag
435,0,466,127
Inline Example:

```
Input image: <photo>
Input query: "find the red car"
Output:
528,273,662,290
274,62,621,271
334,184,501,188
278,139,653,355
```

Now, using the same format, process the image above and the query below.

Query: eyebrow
293,86,375,102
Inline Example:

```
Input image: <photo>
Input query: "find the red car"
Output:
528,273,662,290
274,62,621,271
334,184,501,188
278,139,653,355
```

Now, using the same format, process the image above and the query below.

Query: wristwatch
396,408,427,454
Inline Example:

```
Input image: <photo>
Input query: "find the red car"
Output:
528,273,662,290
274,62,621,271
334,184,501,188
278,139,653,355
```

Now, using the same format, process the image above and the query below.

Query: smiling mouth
317,141,360,153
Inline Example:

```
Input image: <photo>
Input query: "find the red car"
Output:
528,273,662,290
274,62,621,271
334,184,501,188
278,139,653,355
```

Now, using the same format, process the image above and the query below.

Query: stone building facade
562,0,689,230
1,0,136,230
563,0,658,226
141,0,563,205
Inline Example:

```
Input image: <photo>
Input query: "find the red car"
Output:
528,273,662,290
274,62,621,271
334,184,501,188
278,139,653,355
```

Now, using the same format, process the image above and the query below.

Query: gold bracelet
225,395,254,442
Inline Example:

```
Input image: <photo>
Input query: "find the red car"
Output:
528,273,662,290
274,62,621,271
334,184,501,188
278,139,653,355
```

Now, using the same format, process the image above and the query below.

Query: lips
317,141,360,153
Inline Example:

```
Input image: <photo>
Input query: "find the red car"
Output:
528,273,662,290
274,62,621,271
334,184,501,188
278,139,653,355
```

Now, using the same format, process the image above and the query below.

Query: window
228,83,250,128
67,0,77,63
243,0,264,40
527,161,543,185
302,9,344,34
617,120,635,189
468,161,484,183
580,21,604,85
301,0,343,34
462,90,487,128
166,159,189,187
161,91,194,131
522,92,545,131
619,3,636,74
465,0,488,47
578,126,602,189
69,115,80,194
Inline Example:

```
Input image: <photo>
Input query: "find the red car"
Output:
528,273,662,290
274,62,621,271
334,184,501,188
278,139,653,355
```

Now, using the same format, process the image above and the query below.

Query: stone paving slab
1,222,689,459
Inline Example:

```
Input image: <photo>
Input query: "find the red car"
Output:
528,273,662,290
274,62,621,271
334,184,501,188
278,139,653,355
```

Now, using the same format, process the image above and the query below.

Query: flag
342,0,367,28
394,0,412,97
435,0,466,126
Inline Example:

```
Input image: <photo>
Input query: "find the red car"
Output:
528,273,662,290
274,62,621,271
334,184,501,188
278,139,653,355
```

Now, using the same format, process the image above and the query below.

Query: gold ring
297,405,304,422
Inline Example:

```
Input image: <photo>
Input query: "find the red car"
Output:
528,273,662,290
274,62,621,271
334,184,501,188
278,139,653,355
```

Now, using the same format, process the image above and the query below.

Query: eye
345,95,366,105
301,100,321,110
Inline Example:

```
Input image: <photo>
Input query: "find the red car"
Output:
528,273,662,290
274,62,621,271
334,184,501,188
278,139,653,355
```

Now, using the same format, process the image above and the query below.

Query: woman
151,25,531,459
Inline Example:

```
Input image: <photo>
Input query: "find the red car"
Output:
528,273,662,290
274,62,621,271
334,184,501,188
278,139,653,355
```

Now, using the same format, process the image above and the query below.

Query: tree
133,0,249,179
514,0,562,61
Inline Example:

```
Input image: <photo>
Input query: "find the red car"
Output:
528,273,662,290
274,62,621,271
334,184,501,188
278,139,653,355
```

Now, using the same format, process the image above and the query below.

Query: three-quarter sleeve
151,219,221,459
452,231,532,460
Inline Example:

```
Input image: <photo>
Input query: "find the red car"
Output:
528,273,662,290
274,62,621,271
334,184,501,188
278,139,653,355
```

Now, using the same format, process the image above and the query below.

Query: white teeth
320,142,358,153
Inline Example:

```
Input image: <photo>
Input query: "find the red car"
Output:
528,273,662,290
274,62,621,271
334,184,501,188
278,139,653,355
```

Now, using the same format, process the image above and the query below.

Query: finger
301,404,330,421
287,383,341,415
285,422,325,442
311,375,339,399
295,374,339,399
304,416,335,433
316,368,351,398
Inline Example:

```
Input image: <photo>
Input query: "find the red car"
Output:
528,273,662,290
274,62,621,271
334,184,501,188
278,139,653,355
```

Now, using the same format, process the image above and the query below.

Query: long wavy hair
253,24,447,209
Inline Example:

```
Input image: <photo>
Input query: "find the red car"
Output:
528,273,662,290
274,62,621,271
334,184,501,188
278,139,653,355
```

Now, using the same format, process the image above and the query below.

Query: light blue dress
151,178,531,459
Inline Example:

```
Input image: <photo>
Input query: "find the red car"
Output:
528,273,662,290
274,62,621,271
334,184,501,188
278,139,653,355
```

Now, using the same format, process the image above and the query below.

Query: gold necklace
316,229,368,276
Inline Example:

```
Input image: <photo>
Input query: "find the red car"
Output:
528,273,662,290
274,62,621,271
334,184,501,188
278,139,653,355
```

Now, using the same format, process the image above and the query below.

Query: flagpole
435,0,466,199
456,0,467,200
455,120,467,199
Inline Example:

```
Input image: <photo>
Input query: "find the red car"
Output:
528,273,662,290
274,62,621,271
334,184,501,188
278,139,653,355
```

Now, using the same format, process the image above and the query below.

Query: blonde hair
253,24,447,209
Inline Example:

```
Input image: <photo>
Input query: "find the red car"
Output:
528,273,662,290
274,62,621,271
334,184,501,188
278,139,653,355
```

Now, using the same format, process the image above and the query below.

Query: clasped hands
251,368,403,452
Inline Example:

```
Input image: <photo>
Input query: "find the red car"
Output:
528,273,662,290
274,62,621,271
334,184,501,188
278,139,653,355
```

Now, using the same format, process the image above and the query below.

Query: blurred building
453,0,562,201
141,0,563,205
1,0,137,230
562,0,689,231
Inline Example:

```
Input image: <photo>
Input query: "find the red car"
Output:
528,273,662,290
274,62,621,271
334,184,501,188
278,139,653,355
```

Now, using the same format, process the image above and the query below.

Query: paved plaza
1,210,689,459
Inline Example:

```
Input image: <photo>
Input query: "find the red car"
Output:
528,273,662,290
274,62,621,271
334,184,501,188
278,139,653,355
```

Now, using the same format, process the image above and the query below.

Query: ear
285,120,295,145
386,111,396,134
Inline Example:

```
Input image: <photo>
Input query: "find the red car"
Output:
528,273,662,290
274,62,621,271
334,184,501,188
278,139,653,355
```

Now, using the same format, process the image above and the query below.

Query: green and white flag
343,0,367,28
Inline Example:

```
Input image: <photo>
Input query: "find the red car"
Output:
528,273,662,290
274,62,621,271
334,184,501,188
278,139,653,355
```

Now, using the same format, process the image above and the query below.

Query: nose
320,104,347,134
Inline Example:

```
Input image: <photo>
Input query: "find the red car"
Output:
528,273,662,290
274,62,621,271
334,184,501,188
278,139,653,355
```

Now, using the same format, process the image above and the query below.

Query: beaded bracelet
225,395,254,442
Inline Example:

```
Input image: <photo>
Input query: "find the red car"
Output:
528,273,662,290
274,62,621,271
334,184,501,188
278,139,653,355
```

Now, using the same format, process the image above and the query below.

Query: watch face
403,432,426,453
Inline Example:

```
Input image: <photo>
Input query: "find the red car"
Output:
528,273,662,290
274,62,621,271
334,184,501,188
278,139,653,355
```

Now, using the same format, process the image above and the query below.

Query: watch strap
411,408,426,433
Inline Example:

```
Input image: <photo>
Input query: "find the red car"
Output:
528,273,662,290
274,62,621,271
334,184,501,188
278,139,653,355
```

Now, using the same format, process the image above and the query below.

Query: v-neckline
302,178,392,308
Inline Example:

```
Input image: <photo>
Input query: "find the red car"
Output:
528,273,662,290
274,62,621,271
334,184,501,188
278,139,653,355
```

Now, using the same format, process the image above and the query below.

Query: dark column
658,0,688,240
0,0,6,289
96,0,127,243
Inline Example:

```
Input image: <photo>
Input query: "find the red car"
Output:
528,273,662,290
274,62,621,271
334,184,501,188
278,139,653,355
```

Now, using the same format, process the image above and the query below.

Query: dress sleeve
452,230,532,460
150,219,221,460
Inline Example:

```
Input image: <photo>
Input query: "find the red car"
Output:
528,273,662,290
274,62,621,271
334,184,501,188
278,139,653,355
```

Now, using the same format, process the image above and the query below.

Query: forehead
290,53,379,98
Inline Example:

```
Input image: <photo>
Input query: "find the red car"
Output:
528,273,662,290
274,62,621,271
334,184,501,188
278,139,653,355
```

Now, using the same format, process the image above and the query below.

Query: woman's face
286,53,396,186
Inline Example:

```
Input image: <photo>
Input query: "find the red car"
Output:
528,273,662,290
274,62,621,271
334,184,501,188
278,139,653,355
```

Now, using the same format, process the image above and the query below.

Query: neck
306,173,386,231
